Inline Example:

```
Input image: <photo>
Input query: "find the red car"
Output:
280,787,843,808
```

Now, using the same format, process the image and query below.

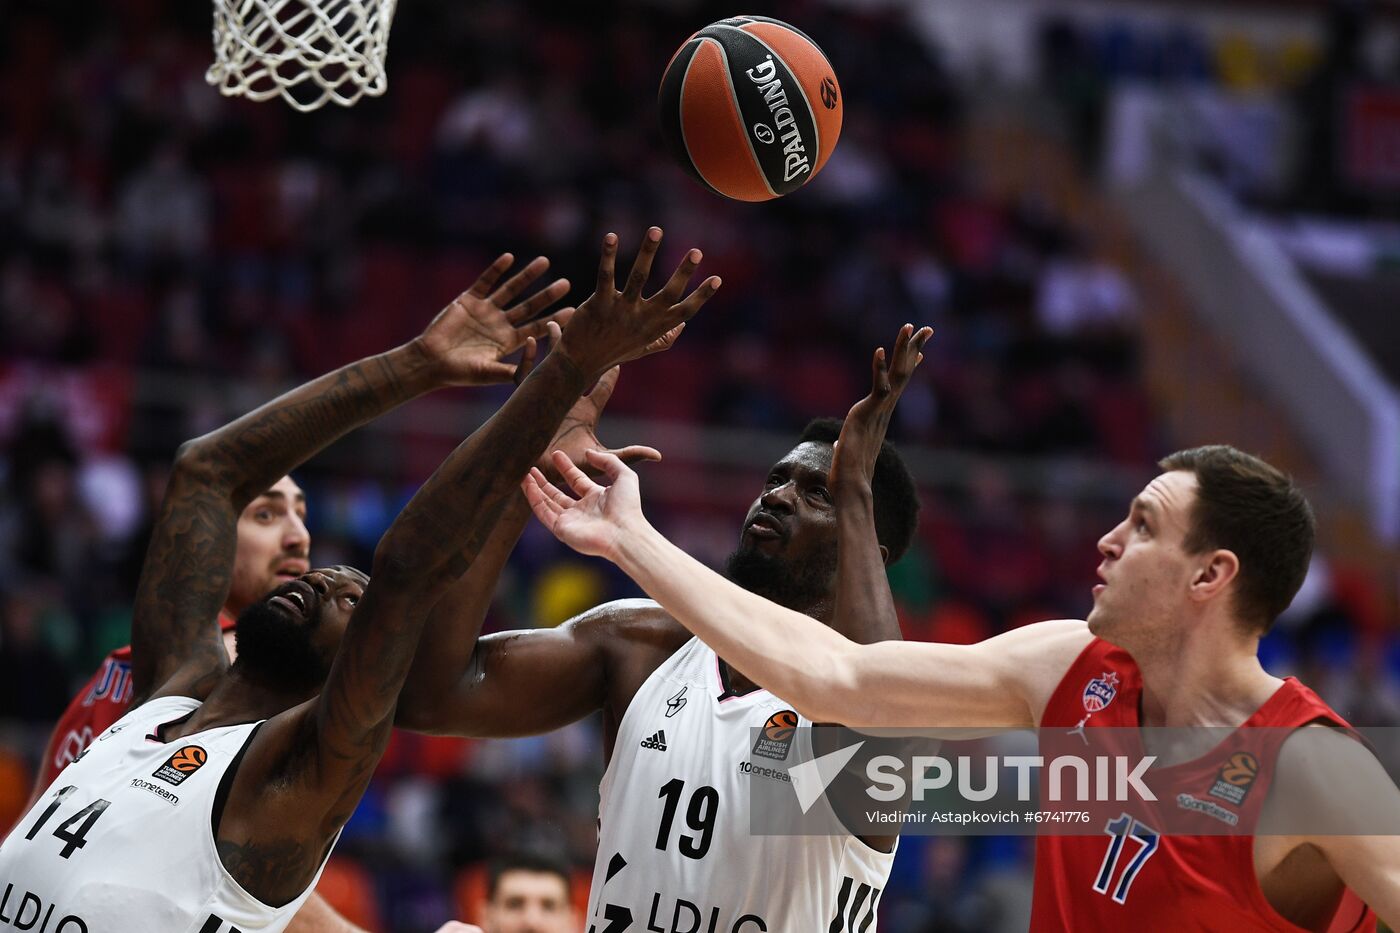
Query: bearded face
231,568,366,693
724,536,838,610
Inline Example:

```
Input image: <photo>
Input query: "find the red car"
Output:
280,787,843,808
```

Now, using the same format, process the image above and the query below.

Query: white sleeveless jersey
586,630,895,933
0,696,329,933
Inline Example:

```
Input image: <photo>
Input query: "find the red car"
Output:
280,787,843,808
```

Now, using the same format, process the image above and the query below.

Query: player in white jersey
588,626,893,932
0,231,718,933
396,325,932,933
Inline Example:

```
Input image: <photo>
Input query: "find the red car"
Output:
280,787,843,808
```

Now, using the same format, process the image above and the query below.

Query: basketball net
206,0,399,112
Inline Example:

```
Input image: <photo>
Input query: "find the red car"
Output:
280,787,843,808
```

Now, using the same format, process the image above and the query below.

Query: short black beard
723,541,837,611
232,599,329,695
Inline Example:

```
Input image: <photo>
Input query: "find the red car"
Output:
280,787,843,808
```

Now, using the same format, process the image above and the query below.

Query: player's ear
878,544,890,566
1190,549,1239,604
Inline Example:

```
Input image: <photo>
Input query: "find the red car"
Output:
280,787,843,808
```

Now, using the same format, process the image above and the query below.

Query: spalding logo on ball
659,16,842,201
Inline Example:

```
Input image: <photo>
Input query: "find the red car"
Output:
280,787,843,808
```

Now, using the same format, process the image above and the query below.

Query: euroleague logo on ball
820,77,838,110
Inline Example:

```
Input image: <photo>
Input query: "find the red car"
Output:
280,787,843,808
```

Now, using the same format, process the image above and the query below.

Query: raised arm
828,324,932,645
524,450,1090,729
131,255,571,704
219,231,720,907
396,366,665,736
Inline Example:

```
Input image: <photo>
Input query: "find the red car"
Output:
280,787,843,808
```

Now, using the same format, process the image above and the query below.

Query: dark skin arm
818,323,932,852
407,597,687,750
393,231,700,743
829,323,932,643
131,255,572,706
396,364,667,736
216,230,720,907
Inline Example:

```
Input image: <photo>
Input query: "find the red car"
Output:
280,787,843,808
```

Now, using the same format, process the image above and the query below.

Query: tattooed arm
131,256,571,705
395,365,666,735
215,230,720,907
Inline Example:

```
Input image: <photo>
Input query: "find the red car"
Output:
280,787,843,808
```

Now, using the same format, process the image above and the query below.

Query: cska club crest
1082,671,1120,713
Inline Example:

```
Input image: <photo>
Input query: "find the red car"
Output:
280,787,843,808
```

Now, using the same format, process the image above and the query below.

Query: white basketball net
206,0,399,113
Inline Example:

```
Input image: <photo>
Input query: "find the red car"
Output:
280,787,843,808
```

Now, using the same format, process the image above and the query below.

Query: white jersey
587,630,895,933
0,696,330,933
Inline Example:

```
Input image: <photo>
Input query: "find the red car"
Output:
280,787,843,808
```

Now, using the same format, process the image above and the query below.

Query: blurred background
1,0,1398,928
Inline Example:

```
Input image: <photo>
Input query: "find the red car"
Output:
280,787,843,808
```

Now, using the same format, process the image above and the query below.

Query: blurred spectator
480,852,578,933
0,586,73,726
1034,244,1137,337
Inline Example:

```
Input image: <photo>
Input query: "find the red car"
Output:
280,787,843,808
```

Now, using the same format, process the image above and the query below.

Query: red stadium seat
314,857,385,931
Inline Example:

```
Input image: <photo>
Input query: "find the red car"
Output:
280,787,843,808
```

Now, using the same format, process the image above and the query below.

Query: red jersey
33,612,238,793
1032,638,1375,932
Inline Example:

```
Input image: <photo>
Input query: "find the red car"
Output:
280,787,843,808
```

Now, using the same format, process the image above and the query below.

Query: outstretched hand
522,449,646,560
558,228,720,380
416,253,573,386
508,325,663,476
831,323,932,489
546,366,662,476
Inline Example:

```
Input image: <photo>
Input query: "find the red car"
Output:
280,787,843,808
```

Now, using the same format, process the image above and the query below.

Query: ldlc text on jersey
590,891,768,933
0,883,89,933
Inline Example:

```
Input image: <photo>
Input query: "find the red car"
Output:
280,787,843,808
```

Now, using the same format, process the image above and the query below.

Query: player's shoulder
566,599,690,653
567,598,681,632
1267,723,1393,835
982,619,1094,724
988,618,1093,664
1275,722,1374,779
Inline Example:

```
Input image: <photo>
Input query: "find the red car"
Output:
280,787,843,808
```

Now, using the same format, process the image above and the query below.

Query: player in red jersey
524,436,1400,930
29,475,310,802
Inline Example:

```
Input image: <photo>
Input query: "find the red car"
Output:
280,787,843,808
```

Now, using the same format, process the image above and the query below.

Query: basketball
13,2,1398,930
658,16,842,202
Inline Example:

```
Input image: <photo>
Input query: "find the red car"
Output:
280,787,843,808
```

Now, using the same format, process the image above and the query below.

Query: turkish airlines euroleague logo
752,710,799,761
153,745,208,786
1208,751,1259,806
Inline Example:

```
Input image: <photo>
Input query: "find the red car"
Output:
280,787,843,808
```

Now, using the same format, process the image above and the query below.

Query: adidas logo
639,730,668,751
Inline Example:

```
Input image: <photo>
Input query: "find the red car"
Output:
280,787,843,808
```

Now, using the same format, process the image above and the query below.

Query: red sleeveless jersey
33,612,238,792
1032,638,1375,932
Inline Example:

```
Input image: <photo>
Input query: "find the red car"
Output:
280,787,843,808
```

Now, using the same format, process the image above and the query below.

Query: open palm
417,254,573,386
831,323,932,487
556,228,719,380
523,450,644,560
546,366,661,475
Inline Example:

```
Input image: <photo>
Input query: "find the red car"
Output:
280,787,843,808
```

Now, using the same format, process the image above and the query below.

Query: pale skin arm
1264,727,1400,925
522,450,1090,729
